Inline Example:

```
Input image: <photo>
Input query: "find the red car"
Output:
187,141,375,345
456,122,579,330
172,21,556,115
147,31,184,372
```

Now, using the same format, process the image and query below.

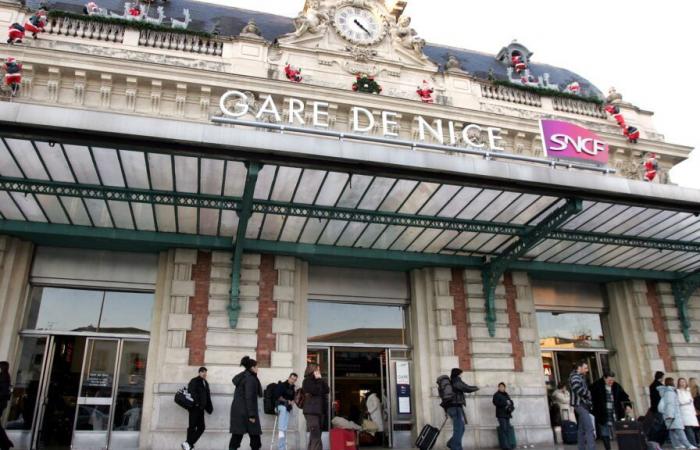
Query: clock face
333,6,384,45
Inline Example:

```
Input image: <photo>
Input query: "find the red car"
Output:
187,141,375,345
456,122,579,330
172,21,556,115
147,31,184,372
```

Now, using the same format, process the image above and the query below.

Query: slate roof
26,0,603,97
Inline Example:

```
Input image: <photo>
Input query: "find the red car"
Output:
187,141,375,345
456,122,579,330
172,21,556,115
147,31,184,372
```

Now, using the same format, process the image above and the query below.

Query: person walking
229,356,263,450
493,382,515,450
442,368,479,450
302,363,329,450
569,360,595,450
658,377,698,449
650,371,665,413
0,361,14,450
552,381,575,424
273,372,298,450
690,378,700,443
182,367,213,450
591,371,630,450
678,378,699,447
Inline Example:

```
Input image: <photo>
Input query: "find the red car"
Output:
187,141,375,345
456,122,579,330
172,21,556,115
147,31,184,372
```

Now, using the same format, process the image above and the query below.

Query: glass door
72,338,119,450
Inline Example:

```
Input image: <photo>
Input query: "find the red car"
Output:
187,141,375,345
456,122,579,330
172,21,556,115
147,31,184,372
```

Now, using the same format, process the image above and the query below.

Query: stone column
0,236,33,363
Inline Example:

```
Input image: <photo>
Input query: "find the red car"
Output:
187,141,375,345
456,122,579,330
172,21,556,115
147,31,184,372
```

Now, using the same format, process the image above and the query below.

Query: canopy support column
228,161,261,328
481,198,583,336
671,273,700,342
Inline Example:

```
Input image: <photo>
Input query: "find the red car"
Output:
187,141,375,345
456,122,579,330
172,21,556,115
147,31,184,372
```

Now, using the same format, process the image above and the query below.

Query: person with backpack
438,368,479,450
181,367,213,450
273,373,298,450
302,363,329,450
493,382,515,450
229,356,263,450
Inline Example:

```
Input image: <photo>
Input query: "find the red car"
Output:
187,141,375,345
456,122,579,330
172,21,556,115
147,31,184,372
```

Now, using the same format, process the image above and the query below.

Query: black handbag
175,386,195,410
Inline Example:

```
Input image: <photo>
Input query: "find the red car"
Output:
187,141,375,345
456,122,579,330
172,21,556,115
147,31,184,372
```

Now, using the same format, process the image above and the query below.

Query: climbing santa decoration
284,64,302,83
643,153,658,182
565,81,580,94
511,53,527,74
604,98,641,144
3,57,23,97
23,9,48,39
7,23,25,44
416,80,434,103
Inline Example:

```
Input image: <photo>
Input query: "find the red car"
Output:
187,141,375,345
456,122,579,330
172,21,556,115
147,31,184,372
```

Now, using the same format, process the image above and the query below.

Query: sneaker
688,447,698,450
181,442,191,450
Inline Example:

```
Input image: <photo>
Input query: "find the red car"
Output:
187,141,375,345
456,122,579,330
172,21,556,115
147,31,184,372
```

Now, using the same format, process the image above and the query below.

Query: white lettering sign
549,134,606,156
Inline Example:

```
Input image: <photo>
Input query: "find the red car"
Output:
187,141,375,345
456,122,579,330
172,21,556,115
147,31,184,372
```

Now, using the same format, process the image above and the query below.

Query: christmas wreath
352,74,382,94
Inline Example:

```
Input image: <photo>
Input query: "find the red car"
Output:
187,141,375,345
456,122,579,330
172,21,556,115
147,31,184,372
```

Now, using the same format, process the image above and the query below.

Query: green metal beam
671,272,700,342
229,162,261,329
0,176,241,210
549,230,700,254
482,198,584,336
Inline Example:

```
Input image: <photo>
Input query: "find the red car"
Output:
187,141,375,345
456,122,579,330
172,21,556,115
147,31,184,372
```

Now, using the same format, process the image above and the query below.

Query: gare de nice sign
539,119,609,164
218,90,506,150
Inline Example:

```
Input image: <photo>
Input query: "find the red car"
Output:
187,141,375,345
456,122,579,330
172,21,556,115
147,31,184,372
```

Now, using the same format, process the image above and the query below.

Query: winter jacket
657,385,684,430
569,370,592,410
552,388,575,423
273,381,295,410
229,369,262,435
448,375,479,407
591,379,629,425
649,380,662,413
366,393,384,432
678,388,699,427
0,372,10,414
493,391,514,419
302,375,329,417
187,376,213,414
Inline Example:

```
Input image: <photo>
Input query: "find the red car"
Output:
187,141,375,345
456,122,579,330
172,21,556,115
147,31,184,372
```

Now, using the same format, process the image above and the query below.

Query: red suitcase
330,428,357,450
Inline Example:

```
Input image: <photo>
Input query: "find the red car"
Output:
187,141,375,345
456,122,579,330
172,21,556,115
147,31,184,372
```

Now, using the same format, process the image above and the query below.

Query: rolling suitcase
330,428,357,450
415,416,448,450
561,420,578,444
616,420,647,450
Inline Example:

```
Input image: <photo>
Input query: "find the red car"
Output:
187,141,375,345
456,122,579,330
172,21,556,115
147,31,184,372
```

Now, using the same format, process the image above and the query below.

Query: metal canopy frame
1,126,699,340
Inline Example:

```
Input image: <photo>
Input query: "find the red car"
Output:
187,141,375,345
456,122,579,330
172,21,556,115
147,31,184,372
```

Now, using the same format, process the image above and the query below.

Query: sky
199,0,699,187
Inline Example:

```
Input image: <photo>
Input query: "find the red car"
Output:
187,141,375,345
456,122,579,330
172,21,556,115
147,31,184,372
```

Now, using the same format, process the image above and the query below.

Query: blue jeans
276,405,290,450
446,406,465,450
575,406,595,450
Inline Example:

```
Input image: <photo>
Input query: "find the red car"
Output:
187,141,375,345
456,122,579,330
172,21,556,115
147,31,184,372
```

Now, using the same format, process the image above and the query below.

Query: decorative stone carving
47,67,61,103
125,77,138,111
200,86,211,119
606,86,623,104
150,80,162,114
292,0,329,37
390,15,427,60
175,83,187,117
240,18,263,39
345,44,377,62
73,70,86,105
100,73,112,108
445,54,465,73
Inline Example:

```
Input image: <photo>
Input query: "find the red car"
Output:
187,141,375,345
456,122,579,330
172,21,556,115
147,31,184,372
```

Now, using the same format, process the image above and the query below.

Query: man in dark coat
443,368,479,450
302,364,330,450
229,356,262,450
649,371,664,413
182,367,213,450
591,371,630,450
493,382,515,450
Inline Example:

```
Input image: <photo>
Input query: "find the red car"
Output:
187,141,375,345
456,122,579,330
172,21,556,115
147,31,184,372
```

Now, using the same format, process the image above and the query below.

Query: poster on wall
396,361,411,414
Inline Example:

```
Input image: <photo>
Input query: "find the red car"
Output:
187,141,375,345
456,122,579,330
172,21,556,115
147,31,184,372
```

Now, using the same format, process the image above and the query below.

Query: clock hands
353,18,371,36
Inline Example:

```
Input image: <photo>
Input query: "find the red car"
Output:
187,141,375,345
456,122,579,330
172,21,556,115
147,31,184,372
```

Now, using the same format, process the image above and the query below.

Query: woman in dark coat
302,363,329,450
229,356,262,450
0,361,14,450
493,382,515,450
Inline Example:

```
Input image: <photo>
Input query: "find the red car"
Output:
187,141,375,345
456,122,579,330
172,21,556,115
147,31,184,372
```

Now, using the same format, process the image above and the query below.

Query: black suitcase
616,420,647,450
562,420,578,444
415,416,448,450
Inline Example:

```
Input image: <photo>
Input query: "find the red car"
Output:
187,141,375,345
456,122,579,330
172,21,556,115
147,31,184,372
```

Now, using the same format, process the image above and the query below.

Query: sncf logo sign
539,119,609,164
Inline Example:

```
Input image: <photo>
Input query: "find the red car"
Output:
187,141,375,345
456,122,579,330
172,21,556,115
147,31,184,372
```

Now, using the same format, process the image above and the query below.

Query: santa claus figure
566,81,580,94
284,64,302,83
416,80,434,103
624,125,640,143
128,5,141,16
3,57,23,97
23,9,47,38
83,2,99,15
644,153,658,182
604,104,626,128
511,53,527,73
7,23,25,44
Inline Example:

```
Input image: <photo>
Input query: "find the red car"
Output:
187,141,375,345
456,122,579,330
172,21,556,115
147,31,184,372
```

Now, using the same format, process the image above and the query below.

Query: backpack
294,388,305,409
263,382,280,415
437,375,455,406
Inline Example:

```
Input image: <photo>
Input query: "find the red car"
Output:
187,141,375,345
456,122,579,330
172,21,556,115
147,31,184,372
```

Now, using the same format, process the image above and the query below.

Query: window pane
6,337,46,430
537,311,605,349
76,340,118,431
99,292,154,334
28,287,103,332
113,341,148,431
307,302,406,345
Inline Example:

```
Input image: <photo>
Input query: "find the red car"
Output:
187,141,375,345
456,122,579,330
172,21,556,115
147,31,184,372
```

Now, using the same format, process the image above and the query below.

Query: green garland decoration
492,79,603,105
47,10,214,38
352,74,382,94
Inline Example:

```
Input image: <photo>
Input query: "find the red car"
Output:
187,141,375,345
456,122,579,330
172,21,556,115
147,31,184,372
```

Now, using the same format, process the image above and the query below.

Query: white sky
202,1,699,188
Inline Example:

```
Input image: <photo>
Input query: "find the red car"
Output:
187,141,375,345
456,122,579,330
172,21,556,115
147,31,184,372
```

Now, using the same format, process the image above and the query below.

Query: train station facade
0,0,699,448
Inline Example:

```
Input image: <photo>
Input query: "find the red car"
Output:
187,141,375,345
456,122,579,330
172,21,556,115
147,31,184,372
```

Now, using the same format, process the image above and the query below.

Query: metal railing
210,116,616,174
